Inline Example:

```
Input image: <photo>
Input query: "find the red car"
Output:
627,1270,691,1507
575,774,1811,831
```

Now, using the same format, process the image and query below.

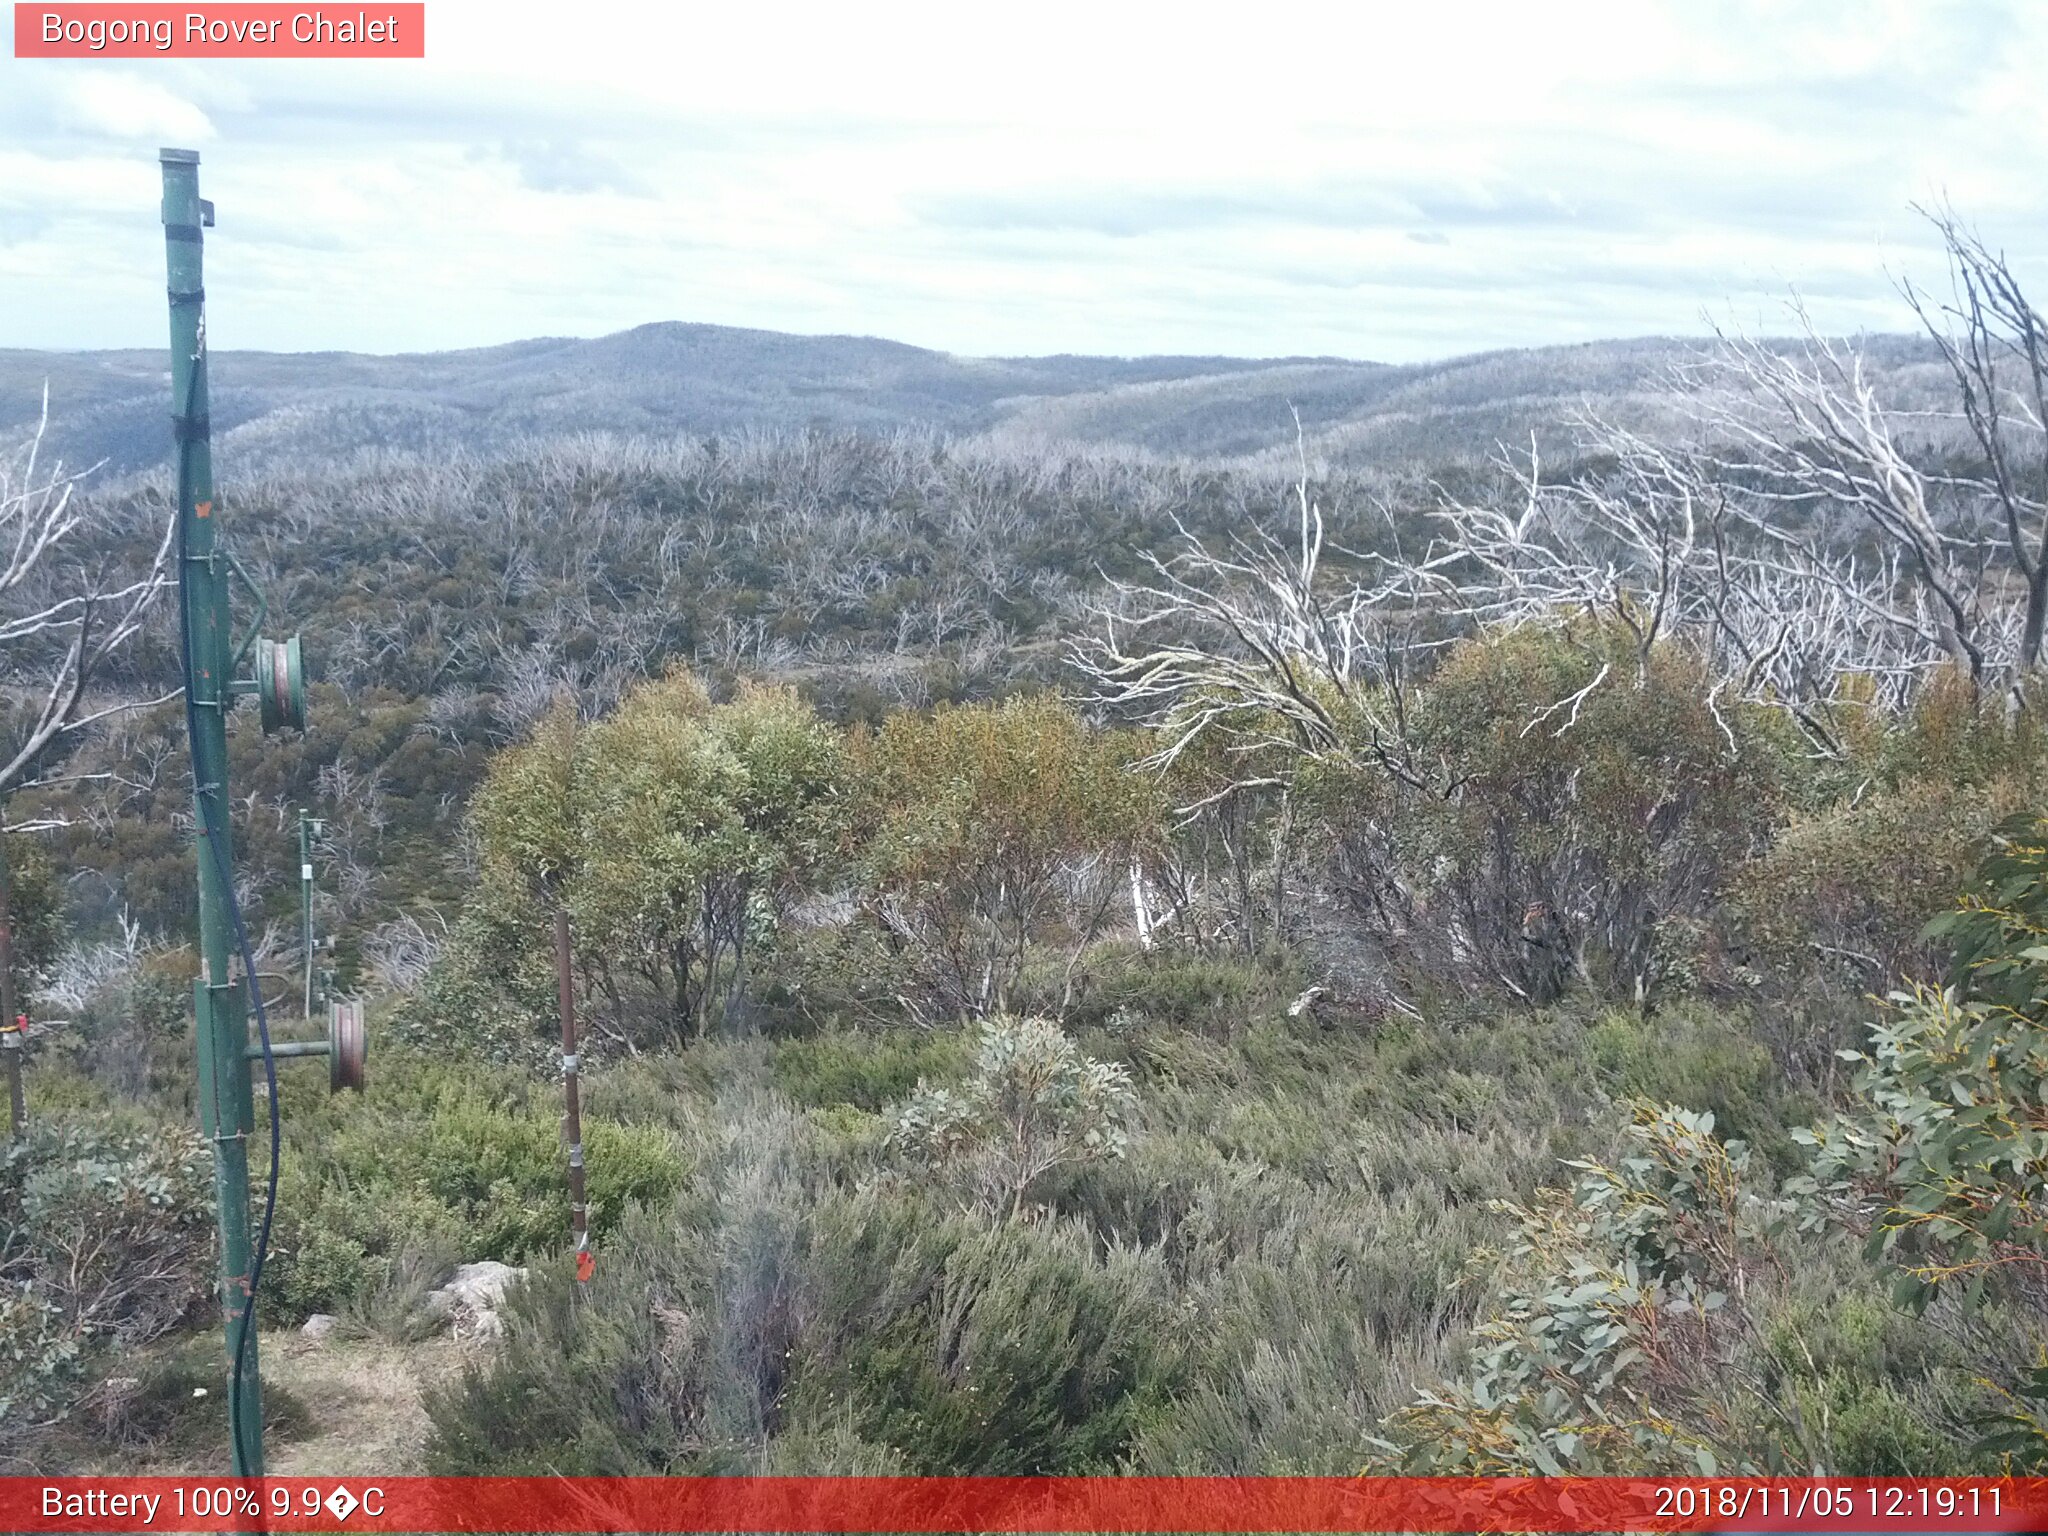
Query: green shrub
406,1096,684,1256
1731,774,2035,994
1304,622,1787,1005
1760,1292,1979,1474
429,1090,1182,1477
2,837,63,1011
850,694,1160,1018
1048,944,1299,1040
888,1017,1136,1221
271,1228,385,1319
2,1117,212,1345
1816,1378,1955,1474
1373,1103,1800,1474
0,1288,79,1429
1731,677,2048,1002
42,961,193,1105
266,1047,686,1320
810,1216,1178,1473
424,1244,679,1474
387,904,558,1070
1584,1003,1796,1158
0,1113,214,1443
1792,814,2048,1318
770,1030,969,1111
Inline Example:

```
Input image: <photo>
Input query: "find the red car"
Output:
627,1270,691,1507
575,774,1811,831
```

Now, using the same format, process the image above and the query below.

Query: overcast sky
3,0,2045,361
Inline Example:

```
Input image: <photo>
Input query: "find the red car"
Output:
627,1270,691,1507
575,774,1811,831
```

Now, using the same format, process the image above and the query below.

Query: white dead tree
1412,399,1979,758
1070,437,1438,951
1082,245,2048,787
1393,223,2048,755
362,909,450,993
1072,438,1435,804
1078,208,2048,835
1075,215,2046,995
1903,204,2048,676
1695,320,1997,691
1,387,175,800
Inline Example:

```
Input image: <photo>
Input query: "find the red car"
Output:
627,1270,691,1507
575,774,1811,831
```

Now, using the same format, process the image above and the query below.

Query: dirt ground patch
8,1330,470,1475
262,1331,468,1476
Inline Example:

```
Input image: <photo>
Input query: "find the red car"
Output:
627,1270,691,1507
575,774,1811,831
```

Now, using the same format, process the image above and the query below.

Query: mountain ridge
0,320,1946,478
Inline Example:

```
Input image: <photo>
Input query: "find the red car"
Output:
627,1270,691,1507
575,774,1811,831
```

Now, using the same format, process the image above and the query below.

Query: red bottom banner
6,1476,2045,1534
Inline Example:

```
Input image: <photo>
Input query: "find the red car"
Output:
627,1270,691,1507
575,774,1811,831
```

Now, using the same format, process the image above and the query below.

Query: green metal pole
161,147,265,1478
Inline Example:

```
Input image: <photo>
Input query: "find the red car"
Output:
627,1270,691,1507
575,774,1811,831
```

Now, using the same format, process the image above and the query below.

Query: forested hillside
5,224,2048,1479
0,323,1954,479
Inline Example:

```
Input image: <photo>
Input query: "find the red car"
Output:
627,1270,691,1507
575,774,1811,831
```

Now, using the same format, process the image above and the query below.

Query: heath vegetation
5,214,2048,1475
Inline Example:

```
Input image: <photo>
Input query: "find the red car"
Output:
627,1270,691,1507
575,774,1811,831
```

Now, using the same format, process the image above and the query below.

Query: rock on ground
423,1260,528,1339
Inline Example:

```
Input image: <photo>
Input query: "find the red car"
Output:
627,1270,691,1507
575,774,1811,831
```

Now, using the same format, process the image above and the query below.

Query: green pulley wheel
255,635,306,734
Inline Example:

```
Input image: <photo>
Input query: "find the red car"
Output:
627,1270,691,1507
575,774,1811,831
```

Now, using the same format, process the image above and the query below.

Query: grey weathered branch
0,386,176,800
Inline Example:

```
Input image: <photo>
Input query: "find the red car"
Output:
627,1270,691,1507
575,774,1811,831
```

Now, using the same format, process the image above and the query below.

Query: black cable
175,360,282,1477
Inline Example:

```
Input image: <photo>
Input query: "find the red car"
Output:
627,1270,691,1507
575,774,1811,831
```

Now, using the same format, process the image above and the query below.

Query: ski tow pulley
255,634,307,733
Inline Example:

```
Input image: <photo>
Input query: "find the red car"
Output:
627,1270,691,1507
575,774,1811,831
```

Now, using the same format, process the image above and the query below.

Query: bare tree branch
0,386,176,801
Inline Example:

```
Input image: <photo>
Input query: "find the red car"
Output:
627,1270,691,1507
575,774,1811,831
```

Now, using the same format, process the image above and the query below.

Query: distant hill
0,321,1951,478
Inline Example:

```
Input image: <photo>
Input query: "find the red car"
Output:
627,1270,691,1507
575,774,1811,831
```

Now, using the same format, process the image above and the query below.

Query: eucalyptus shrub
1303,622,1788,1005
1731,677,2048,995
0,1115,213,1440
1792,813,2048,1308
465,674,847,1045
2,1119,213,1345
851,695,1160,1018
0,1288,76,1430
889,1016,1136,1221
1371,1103,1794,1475
1788,814,2048,1463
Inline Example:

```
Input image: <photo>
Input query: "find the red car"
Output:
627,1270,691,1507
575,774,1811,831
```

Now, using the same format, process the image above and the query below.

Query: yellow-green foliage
1305,622,1788,1002
467,673,846,1042
1734,678,2048,985
470,698,583,900
850,694,1161,1015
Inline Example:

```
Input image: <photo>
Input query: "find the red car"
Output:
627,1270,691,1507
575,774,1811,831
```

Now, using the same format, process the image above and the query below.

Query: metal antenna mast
160,147,361,1478
160,146,271,1476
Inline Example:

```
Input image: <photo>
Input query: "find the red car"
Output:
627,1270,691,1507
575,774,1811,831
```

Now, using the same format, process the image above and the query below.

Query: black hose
175,361,282,1477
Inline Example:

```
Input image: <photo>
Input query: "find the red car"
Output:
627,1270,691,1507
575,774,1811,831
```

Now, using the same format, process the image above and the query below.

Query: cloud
2,0,2045,362
53,73,214,141
487,139,650,197
913,179,1602,240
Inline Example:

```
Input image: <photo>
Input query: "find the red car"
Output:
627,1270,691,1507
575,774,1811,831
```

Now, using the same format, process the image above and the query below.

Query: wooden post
1,824,20,1141
554,905,590,1283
